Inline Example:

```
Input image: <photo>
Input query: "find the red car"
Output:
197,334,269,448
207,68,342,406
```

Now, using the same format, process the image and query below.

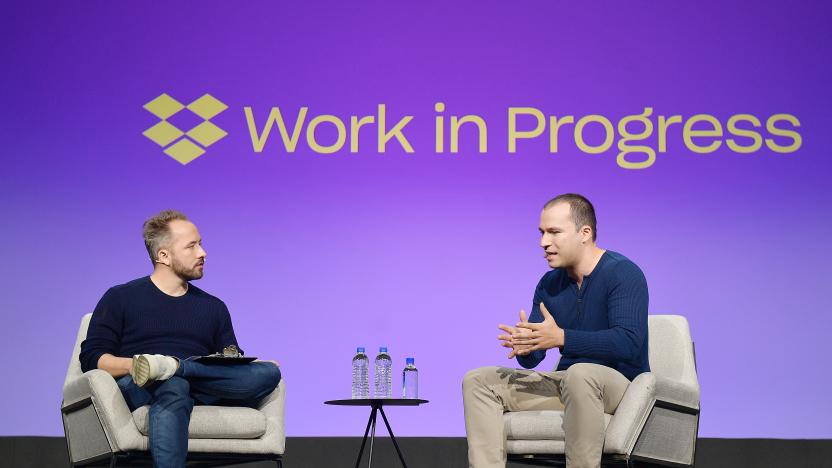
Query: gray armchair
61,313,286,467
505,315,700,467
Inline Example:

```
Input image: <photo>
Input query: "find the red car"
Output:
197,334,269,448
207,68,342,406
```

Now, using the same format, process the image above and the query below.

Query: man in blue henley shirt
79,210,281,468
462,194,649,468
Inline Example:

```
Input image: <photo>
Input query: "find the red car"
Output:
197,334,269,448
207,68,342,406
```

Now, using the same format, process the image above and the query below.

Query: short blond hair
142,210,189,264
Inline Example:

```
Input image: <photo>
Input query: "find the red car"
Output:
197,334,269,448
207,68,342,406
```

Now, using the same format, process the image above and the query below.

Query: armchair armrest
254,360,286,454
604,372,700,454
62,370,145,452
603,372,656,454
653,374,699,411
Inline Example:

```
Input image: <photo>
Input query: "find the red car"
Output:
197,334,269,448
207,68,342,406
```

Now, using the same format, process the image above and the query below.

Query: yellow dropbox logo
143,93,228,165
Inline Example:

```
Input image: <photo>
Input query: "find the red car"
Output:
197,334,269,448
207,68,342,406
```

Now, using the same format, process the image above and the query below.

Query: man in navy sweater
79,210,281,468
462,194,649,468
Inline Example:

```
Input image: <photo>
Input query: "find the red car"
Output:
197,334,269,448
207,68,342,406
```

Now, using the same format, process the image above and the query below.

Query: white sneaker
130,354,178,387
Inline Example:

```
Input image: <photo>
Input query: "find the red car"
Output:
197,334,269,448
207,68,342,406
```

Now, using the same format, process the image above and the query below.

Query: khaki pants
462,363,630,468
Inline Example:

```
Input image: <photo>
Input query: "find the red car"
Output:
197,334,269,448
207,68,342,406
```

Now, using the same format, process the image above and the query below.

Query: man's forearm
562,327,641,362
97,353,132,378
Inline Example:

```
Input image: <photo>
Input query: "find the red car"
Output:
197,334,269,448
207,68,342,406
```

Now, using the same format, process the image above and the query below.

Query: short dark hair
142,209,189,264
543,194,597,241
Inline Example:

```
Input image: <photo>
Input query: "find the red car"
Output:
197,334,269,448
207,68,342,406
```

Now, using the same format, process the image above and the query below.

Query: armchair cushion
132,405,266,439
504,410,612,441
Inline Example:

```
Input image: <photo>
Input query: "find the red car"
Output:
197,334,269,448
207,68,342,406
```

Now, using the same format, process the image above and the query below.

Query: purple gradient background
2,1,831,438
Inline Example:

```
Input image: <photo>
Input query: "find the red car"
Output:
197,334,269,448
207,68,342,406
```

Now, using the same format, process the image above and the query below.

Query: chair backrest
549,314,698,388
63,313,93,391
647,315,698,388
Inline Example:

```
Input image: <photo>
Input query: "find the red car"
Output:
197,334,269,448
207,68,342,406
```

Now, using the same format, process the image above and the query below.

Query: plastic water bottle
351,347,369,399
374,347,392,398
402,357,418,399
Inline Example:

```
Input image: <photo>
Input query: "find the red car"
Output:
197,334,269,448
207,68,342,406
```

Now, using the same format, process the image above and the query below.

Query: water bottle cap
357,347,365,353
379,346,388,352
406,357,414,365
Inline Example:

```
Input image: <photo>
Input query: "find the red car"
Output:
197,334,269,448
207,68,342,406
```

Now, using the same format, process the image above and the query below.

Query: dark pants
117,360,281,468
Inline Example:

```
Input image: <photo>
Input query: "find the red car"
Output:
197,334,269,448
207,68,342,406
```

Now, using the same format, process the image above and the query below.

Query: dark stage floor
2,436,831,468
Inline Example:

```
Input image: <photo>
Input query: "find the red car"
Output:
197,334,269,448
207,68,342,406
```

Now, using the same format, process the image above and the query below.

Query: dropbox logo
142,93,228,165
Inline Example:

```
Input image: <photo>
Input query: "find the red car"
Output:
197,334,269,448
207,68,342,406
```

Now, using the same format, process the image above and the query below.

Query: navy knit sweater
517,250,650,380
79,276,239,373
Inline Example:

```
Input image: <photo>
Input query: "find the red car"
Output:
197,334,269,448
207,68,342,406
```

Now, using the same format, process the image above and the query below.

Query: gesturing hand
497,309,534,359
511,302,565,355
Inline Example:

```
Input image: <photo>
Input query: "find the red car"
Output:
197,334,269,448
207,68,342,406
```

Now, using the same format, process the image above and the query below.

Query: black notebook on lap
194,355,257,364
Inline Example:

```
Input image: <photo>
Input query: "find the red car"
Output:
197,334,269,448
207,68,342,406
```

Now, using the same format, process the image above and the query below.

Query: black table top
325,398,429,406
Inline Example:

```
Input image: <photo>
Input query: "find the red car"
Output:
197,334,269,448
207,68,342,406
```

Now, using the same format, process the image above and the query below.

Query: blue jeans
117,360,281,468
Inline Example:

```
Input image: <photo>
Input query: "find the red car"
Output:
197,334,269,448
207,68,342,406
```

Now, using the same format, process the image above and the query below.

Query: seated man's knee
462,366,499,392
264,363,281,389
253,362,281,394
563,363,598,386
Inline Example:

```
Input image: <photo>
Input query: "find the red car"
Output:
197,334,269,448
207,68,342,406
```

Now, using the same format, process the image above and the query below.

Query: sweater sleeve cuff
563,329,592,356
80,351,105,374
516,349,546,369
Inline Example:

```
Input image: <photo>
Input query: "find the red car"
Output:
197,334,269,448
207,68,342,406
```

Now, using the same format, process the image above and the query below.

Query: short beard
171,256,203,281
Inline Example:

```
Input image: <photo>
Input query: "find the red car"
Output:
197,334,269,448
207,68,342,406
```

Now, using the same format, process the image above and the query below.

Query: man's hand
97,353,133,378
498,309,534,359
511,302,565,355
